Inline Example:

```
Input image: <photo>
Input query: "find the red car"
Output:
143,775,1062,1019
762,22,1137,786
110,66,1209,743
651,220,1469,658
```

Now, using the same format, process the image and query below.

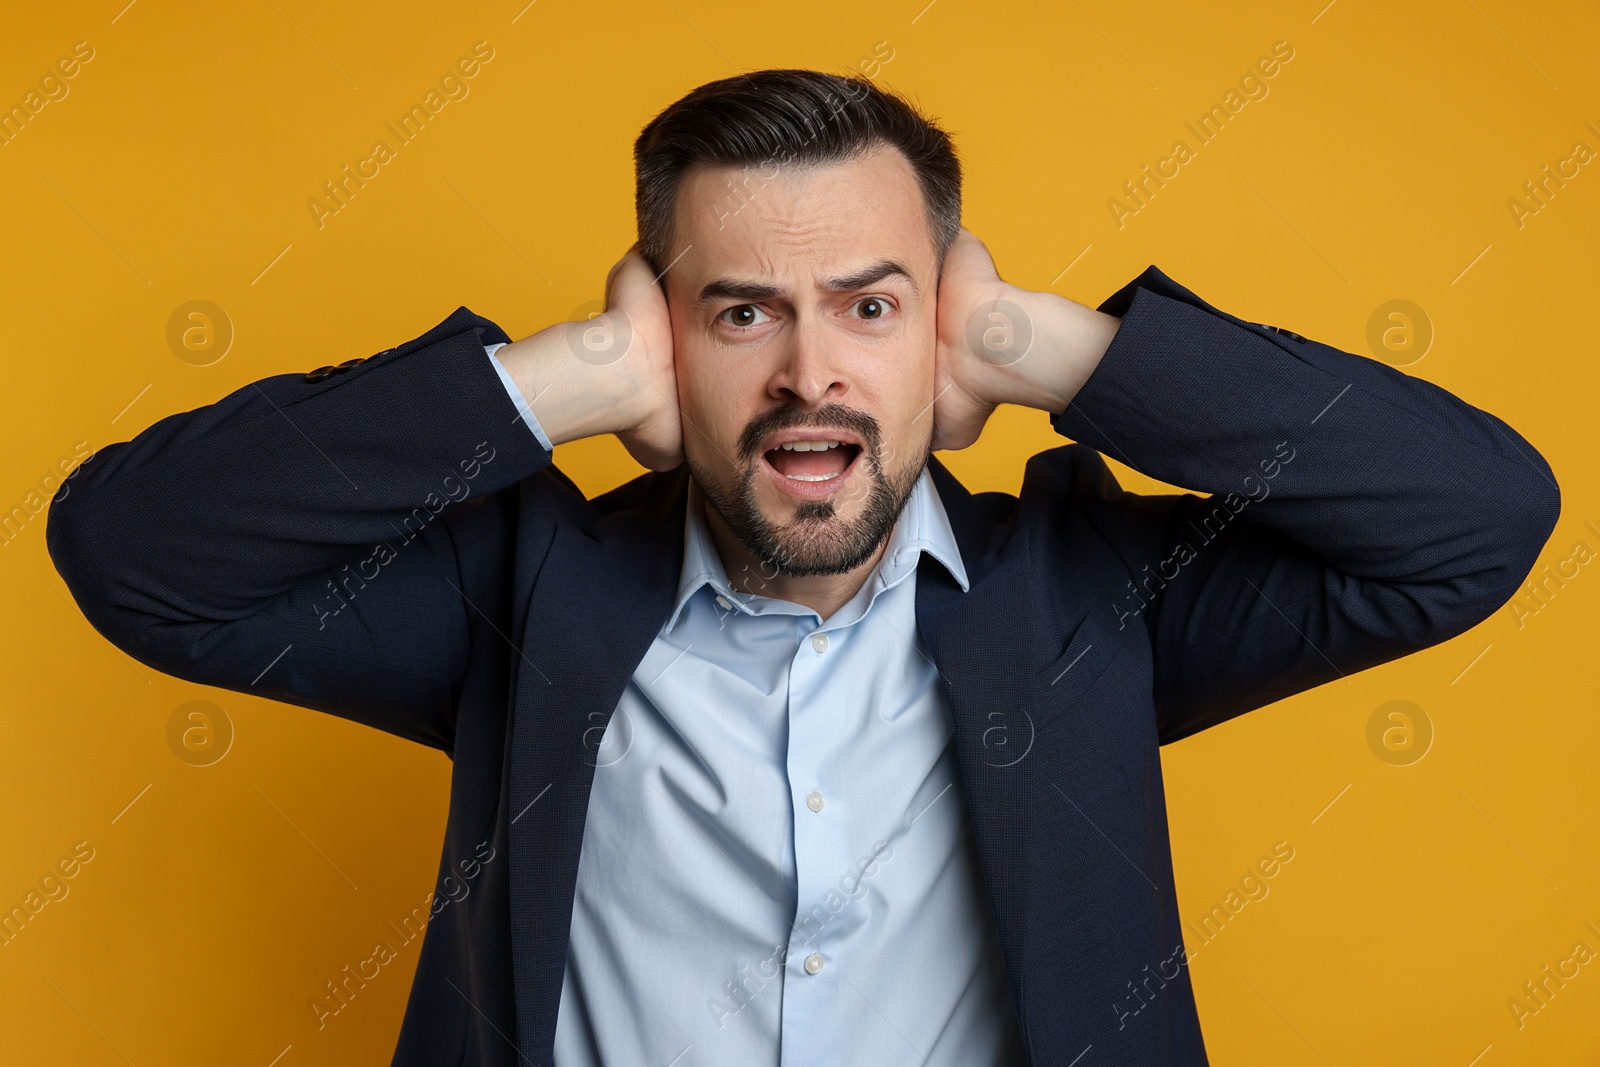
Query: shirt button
715,595,732,611
810,632,830,652
806,790,824,813
804,953,824,975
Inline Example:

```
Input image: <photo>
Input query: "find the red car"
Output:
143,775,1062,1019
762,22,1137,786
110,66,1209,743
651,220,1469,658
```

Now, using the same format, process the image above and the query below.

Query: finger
605,252,644,305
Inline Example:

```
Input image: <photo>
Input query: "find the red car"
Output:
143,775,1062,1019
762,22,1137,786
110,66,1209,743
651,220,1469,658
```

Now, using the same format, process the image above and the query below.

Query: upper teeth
778,440,842,451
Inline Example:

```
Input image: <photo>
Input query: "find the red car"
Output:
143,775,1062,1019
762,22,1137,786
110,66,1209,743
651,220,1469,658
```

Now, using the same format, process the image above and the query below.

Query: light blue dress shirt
487,344,1026,1066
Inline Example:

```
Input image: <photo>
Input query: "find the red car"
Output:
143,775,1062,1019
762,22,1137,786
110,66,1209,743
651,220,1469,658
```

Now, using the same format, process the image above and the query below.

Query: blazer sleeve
1051,267,1561,744
45,307,557,753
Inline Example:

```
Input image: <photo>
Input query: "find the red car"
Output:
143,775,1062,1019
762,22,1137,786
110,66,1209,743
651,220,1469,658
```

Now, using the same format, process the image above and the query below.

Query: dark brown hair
633,69,962,275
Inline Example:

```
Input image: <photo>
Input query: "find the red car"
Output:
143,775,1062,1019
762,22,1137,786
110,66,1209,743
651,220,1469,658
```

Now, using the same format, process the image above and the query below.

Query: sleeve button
335,358,366,372
304,365,336,382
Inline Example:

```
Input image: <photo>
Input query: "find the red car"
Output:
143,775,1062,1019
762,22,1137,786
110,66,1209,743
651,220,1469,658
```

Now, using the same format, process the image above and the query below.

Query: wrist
497,317,643,447
981,287,1119,415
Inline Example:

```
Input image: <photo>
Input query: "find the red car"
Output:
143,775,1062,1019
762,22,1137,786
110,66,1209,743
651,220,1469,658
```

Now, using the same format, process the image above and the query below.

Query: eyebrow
695,259,919,305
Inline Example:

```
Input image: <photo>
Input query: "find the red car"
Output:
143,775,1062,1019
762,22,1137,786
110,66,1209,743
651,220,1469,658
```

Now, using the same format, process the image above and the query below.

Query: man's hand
602,247,681,471
931,230,1014,451
495,245,682,470
931,229,1122,451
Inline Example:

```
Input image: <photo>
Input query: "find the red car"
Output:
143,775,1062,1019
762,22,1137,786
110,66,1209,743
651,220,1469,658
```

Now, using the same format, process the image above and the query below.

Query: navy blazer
47,266,1558,1065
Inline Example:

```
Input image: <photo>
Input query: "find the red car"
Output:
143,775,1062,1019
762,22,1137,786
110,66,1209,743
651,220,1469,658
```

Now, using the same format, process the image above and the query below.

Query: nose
767,314,846,408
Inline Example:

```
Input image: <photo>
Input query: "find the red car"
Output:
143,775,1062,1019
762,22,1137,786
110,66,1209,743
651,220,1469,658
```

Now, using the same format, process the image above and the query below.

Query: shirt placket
779,613,853,1067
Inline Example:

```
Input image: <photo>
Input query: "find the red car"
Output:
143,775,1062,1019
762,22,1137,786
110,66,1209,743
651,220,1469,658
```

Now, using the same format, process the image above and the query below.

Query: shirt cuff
485,342,554,452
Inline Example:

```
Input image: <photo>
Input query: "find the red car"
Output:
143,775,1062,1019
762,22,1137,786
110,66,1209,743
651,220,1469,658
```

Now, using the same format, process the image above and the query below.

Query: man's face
663,145,940,578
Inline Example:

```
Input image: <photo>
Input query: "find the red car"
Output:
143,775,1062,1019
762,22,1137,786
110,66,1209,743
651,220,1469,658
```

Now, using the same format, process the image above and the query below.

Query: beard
687,401,931,579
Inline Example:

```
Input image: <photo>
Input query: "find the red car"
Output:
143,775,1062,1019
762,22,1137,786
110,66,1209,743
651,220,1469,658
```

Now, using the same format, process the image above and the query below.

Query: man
47,69,1557,1065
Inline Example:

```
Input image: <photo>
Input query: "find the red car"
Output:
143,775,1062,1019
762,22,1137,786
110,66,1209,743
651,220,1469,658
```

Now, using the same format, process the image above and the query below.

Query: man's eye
720,305,770,328
855,297,892,320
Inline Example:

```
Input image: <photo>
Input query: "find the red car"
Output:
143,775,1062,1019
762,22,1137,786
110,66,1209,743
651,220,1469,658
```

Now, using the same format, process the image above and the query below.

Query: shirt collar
662,465,970,631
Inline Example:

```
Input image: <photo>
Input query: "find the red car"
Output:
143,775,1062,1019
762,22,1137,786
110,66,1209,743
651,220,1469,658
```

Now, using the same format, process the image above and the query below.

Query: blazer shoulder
1017,442,1200,581
516,463,690,547
938,444,1125,547
1018,441,1162,532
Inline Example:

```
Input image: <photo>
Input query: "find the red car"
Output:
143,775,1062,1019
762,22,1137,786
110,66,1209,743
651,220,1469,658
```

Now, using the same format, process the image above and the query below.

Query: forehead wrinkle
683,165,931,307
695,259,920,307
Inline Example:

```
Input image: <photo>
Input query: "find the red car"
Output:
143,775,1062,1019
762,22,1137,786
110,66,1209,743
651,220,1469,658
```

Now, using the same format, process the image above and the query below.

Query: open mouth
760,438,863,498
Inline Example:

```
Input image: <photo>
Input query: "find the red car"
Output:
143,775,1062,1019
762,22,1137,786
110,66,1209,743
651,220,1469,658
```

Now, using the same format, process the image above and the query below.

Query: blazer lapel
915,456,1035,1029
506,466,689,1061
504,456,1030,1060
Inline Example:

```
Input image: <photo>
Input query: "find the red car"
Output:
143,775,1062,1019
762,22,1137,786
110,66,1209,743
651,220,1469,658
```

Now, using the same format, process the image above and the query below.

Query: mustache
738,402,881,462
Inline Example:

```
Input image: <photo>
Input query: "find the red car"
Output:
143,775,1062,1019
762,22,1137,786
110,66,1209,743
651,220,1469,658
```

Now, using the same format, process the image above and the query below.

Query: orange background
2,0,1596,1063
